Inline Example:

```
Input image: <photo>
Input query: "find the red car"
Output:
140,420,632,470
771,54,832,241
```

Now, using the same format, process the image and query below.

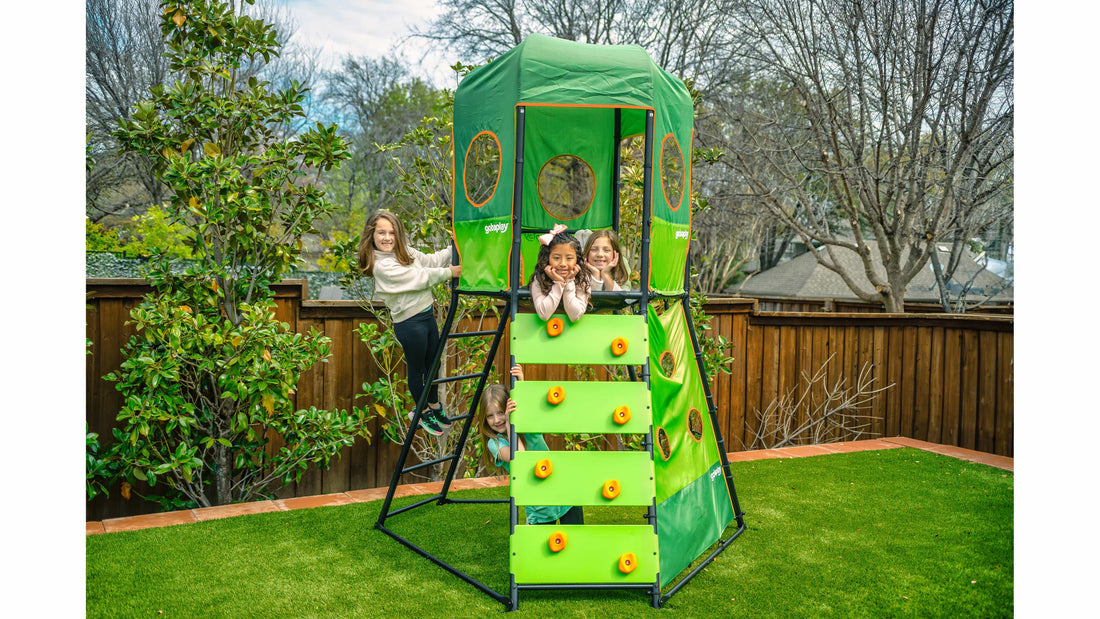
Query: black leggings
393,307,440,408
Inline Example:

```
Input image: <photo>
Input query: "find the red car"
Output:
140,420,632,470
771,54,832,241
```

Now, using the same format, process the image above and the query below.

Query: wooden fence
87,279,1012,520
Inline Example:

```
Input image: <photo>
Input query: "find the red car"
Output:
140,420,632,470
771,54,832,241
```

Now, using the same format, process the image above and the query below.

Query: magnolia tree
105,0,371,510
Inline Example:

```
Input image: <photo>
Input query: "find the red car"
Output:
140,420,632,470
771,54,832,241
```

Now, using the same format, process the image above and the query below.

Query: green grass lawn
86,448,1013,618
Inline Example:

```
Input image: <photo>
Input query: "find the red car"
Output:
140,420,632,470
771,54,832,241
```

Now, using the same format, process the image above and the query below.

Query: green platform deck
511,524,659,584
511,380,651,434
511,451,655,506
511,312,648,365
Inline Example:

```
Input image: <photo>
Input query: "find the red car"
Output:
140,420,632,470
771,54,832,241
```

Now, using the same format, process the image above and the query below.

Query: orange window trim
537,154,597,221
660,133,685,212
463,130,503,208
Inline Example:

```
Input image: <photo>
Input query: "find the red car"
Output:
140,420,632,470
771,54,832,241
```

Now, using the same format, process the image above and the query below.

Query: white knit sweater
372,246,453,323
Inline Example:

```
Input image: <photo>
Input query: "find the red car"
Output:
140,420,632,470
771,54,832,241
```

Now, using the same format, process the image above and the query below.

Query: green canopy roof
453,34,694,295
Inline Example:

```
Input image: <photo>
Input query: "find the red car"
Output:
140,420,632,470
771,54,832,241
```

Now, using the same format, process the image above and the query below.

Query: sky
283,0,460,87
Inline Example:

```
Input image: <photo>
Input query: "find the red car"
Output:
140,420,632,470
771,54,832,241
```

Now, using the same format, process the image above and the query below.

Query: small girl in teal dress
479,364,583,525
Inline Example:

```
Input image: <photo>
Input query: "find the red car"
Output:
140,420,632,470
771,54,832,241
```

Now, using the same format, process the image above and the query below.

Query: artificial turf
86,447,1013,617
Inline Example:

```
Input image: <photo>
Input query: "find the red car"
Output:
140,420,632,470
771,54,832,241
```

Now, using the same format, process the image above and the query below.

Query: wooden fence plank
858,325,875,439
899,326,917,438
760,325,781,445
941,329,962,447
960,330,980,450
996,332,1014,457
927,327,945,445
727,312,747,451
778,326,798,442
840,325,857,442
872,326,888,440
321,318,354,494
294,317,325,497
809,325,827,446
977,331,998,454
801,325,818,445
744,321,765,450
913,327,932,442
885,327,903,438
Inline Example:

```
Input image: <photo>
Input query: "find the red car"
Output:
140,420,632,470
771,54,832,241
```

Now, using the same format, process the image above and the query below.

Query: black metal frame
373,104,745,612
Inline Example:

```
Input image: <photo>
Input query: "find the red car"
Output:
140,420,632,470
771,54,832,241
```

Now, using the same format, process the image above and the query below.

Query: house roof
730,243,1013,303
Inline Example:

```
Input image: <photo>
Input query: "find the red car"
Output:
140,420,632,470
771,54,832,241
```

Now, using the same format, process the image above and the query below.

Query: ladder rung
402,453,460,475
432,372,485,385
447,329,499,339
439,412,474,424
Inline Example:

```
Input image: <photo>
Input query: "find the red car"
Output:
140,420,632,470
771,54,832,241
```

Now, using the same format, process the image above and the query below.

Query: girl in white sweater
358,210,461,435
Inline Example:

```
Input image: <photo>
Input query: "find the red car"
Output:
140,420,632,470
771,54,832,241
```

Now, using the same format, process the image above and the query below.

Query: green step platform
511,380,651,434
511,312,648,365
511,524,659,584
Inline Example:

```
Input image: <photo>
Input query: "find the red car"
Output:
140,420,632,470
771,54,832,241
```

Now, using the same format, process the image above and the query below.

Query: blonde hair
478,384,510,471
583,229,630,286
358,210,413,276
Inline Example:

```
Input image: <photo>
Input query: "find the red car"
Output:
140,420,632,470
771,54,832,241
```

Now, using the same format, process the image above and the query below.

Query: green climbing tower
374,33,745,612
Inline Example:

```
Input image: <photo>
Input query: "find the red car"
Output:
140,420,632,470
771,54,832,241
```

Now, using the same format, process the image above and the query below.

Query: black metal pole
640,110,654,309
612,108,622,233
511,106,526,313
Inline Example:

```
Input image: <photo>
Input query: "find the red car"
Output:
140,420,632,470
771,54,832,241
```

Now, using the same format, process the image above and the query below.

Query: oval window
658,351,675,377
537,155,595,220
464,132,501,207
688,408,704,442
660,135,684,211
656,427,672,461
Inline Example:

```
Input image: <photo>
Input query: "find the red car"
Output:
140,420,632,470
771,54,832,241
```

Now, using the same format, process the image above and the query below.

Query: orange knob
549,530,568,553
618,552,637,573
546,317,564,337
610,337,628,356
547,385,565,405
602,479,621,500
534,458,553,479
613,405,631,425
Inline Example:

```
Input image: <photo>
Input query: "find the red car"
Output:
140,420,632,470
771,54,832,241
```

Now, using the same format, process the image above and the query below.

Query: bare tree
722,0,1013,312
318,56,443,230
86,0,312,221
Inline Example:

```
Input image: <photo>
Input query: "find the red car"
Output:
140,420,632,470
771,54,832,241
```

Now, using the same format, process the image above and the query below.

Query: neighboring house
729,243,1013,305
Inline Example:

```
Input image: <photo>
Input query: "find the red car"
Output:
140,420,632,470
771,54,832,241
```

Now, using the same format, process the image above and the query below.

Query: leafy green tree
86,219,125,253
104,0,370,510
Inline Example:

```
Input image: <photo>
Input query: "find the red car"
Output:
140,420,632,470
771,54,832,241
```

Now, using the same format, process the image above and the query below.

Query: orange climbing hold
618,552,637,573
548,530,568,553
602,479,621,500
534,458,553,479
547,385,565,405
610,337,628,356
613,405,631,425
546,317,564,337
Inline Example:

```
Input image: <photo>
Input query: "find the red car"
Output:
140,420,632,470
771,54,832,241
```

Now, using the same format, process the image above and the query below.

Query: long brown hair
358,210,413,276
583,229,630,287
478,384,510,471
529,232,591,296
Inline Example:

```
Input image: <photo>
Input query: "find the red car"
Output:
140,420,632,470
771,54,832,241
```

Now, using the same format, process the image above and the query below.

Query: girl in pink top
528,224,591,322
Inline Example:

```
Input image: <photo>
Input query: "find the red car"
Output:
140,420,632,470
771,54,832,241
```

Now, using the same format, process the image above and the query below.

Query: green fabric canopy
452,33,693,294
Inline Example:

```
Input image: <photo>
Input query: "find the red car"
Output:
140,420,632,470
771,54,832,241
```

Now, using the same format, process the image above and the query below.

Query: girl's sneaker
407,410,444,436
428,406,454,429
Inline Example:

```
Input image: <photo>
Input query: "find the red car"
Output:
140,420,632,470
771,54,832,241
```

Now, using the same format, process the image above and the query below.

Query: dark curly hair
529,232,591,296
